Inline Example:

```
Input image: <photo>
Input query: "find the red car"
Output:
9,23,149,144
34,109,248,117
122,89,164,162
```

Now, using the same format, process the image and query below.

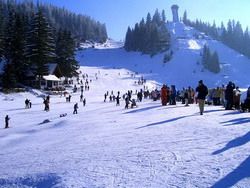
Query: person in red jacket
161,84,168,106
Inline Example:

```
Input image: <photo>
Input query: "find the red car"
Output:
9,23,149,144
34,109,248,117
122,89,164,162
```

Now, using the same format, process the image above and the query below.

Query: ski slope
77,22,250,89
0,22,250,187
0,65,250,187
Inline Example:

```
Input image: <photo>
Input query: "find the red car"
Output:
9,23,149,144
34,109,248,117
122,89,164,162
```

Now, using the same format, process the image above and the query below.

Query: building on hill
26,63,63,90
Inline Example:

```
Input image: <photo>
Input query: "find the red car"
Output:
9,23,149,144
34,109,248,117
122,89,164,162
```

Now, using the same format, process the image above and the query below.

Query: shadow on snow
123,105,162,114
211,156,250,188
221,118,250,126
223,111,242,116
212,131,250,155
136,115,195,129
0,173,62,188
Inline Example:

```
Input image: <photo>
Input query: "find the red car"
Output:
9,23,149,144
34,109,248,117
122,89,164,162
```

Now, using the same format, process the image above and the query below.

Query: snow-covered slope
1,22,250,188
79,38,124,50
77,22,250,89
0,65,250,187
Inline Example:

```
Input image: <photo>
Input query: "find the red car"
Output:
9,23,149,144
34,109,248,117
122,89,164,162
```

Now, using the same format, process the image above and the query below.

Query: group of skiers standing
206,81,248,111
160,81,208,115
160,85,177,106
104,90,138,109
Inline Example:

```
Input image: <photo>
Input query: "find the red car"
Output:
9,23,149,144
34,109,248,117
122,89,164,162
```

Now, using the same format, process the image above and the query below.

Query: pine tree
152,9,161,26
124,9,171,55
0,2,4,57
2,62,17,88
183,10,187,24
161,10,166,23
146,13,151,25
124,27,133,51
27,10,56,81
3,10,16,63
202,45,210,68
202,45,220,73
209,51,220,73
12,13,27,81
56,30,79,78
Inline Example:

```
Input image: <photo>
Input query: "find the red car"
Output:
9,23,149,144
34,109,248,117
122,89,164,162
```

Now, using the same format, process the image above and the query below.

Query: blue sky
33,0,250,40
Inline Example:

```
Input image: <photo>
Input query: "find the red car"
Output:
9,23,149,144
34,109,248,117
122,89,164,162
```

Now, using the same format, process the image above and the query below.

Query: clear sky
32,0,250,41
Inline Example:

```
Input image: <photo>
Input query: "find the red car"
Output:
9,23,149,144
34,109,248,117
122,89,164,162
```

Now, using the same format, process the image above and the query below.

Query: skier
213,87,221,106
137,89,143,102
131,99,137,108
127,90,132,100
5,115,10,129
46,95,50,103
125,95,130,109
161,84,168,106
29,100,32,108
233,87,241,110
170,85,176,105
196,80,208,115
241,87,250,112
104,93,107,102
25,99,29,108
43,98,49,111
225,81,235,110
184,89,189,106
73,103,78,114
80,94,83,102
83,98,86,106
116,92,121,106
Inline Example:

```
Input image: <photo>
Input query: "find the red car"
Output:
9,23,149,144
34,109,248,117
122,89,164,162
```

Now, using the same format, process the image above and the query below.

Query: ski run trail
0,66,250,188
0,22,250,187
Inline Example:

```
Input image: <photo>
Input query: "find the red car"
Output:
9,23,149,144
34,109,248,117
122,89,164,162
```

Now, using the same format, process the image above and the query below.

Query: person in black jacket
73,103,78,114
5,115,10,129
225,81,235,110
196,80,208,115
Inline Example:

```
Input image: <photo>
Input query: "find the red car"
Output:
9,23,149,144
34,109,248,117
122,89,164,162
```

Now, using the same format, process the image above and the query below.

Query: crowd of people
3,68,250,129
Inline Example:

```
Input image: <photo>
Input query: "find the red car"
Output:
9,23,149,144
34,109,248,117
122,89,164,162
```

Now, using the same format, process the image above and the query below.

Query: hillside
78,22,250,88
0,21,250,188
0,64,250,187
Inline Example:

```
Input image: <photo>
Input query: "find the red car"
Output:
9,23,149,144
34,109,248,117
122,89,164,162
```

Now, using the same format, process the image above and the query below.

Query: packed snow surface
0,22,250,187
0,66,250,188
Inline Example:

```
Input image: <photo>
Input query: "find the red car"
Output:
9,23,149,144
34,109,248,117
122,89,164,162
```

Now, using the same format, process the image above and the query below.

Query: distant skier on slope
5,115,10,129
116,91,121,106
73,103,78,114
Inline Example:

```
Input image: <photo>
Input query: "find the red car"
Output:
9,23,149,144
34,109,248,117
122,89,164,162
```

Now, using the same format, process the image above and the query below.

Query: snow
0,22,250,187
0,65,250,187
78,22,250,89
43,75,60,81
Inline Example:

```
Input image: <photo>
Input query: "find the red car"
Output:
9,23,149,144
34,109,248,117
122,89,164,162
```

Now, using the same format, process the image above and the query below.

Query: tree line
0,0,107,89
201,45,220,73
183,10,250,58
124,9,171,55
0,0,107,43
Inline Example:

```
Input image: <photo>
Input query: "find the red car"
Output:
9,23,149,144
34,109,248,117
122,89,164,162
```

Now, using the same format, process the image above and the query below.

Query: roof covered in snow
43,75,60,81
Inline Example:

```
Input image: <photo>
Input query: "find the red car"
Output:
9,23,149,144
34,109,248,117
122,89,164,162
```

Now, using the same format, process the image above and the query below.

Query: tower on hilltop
171,5,179,23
